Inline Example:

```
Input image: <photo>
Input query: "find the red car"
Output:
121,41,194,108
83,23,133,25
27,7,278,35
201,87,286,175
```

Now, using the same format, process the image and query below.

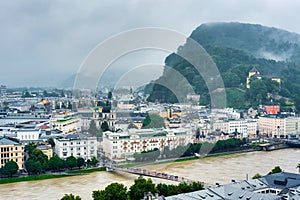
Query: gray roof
0,137,21,145
166,172,300,200
259,172,300,190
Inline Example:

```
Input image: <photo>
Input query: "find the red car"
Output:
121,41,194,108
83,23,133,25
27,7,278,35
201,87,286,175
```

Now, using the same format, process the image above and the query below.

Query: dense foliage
268,166,283,174
142,114,165,129
0,161,19,177
92,178,204,200
61,194,82,200
133,138,248,162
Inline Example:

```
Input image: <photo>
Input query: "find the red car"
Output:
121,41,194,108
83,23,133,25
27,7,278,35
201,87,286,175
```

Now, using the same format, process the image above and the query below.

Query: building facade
213,119,257,138
54,134,97,160
51,117,81,134
258,116,300,138
102,128,194,160
0,137,24,170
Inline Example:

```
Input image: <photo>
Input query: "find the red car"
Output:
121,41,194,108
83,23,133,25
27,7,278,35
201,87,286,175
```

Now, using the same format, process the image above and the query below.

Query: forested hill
146,22,300,111
190,22,300,63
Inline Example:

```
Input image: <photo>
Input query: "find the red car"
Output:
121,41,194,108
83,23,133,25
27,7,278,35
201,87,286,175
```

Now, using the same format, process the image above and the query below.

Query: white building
14,128,40,141
54,134,98,160
51,117,81,134
213,119,258,138
102,128,194,160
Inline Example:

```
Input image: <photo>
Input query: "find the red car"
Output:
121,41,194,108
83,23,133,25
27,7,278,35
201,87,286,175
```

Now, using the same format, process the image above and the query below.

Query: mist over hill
191,22,300,63
147,22,300,111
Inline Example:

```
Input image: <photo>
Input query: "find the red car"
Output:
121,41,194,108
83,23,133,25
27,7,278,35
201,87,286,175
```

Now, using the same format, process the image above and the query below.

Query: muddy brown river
1,148,299,200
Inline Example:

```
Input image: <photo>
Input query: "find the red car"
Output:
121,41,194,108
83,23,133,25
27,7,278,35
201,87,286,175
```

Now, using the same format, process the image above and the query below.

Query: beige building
258,116,300,138
0,137,24,170
37,145,53,160
102,128,193,160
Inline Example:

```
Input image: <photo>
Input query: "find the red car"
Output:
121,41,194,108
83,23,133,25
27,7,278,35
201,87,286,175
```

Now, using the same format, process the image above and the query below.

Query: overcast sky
1,0,300,87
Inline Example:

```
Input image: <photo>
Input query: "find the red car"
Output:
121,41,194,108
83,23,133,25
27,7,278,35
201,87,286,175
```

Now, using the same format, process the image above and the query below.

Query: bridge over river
105,164,207,186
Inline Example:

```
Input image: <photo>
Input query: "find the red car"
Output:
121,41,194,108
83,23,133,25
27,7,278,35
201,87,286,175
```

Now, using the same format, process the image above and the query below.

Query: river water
0,148,299,200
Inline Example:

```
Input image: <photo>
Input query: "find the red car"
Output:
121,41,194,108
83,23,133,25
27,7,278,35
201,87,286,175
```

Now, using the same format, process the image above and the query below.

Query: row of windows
62,146,94,151
0,146,23,152
21,134,37,140
0,152,21,158
1,158,21,165
63,141,94,146
62,151,95,157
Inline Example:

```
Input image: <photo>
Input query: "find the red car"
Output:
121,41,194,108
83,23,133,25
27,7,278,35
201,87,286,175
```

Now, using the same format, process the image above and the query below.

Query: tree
246,78,267,107
142,114,165,129
268,166,283,174
47,138,55,149
48,156,64,171
29,149,48,170
25,143,37,158
25,160,42,174
61,194,82,200
91,157,99,166
66,156,77,170
107,91,112,100
101,121,109,132
88,120,100,137
129,178,158,200
93,183,127,200
252,173,262,179
156,183,169,197
77,157,85,169
1,161,18,177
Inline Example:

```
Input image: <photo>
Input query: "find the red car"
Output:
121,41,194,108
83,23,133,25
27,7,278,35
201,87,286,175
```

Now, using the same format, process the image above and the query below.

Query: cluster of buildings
0,84,300,167
246,67,281,89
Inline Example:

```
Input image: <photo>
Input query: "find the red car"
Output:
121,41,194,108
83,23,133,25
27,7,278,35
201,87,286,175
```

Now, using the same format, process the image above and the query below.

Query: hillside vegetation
146,22,300,111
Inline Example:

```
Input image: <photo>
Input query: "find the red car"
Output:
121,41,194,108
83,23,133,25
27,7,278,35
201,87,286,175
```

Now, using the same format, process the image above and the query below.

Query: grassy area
67,167,105,174
0,167,106,185
0,174,70,185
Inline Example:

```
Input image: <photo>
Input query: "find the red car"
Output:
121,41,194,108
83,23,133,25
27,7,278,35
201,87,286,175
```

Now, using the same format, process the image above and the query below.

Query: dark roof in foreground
165,172,300,200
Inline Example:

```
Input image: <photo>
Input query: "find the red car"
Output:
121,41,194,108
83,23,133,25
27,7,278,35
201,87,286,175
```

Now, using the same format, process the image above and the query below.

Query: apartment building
0,137,24,170
258,115,300,138
213,119,257,138
102,128,193,160
54,134,97,160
